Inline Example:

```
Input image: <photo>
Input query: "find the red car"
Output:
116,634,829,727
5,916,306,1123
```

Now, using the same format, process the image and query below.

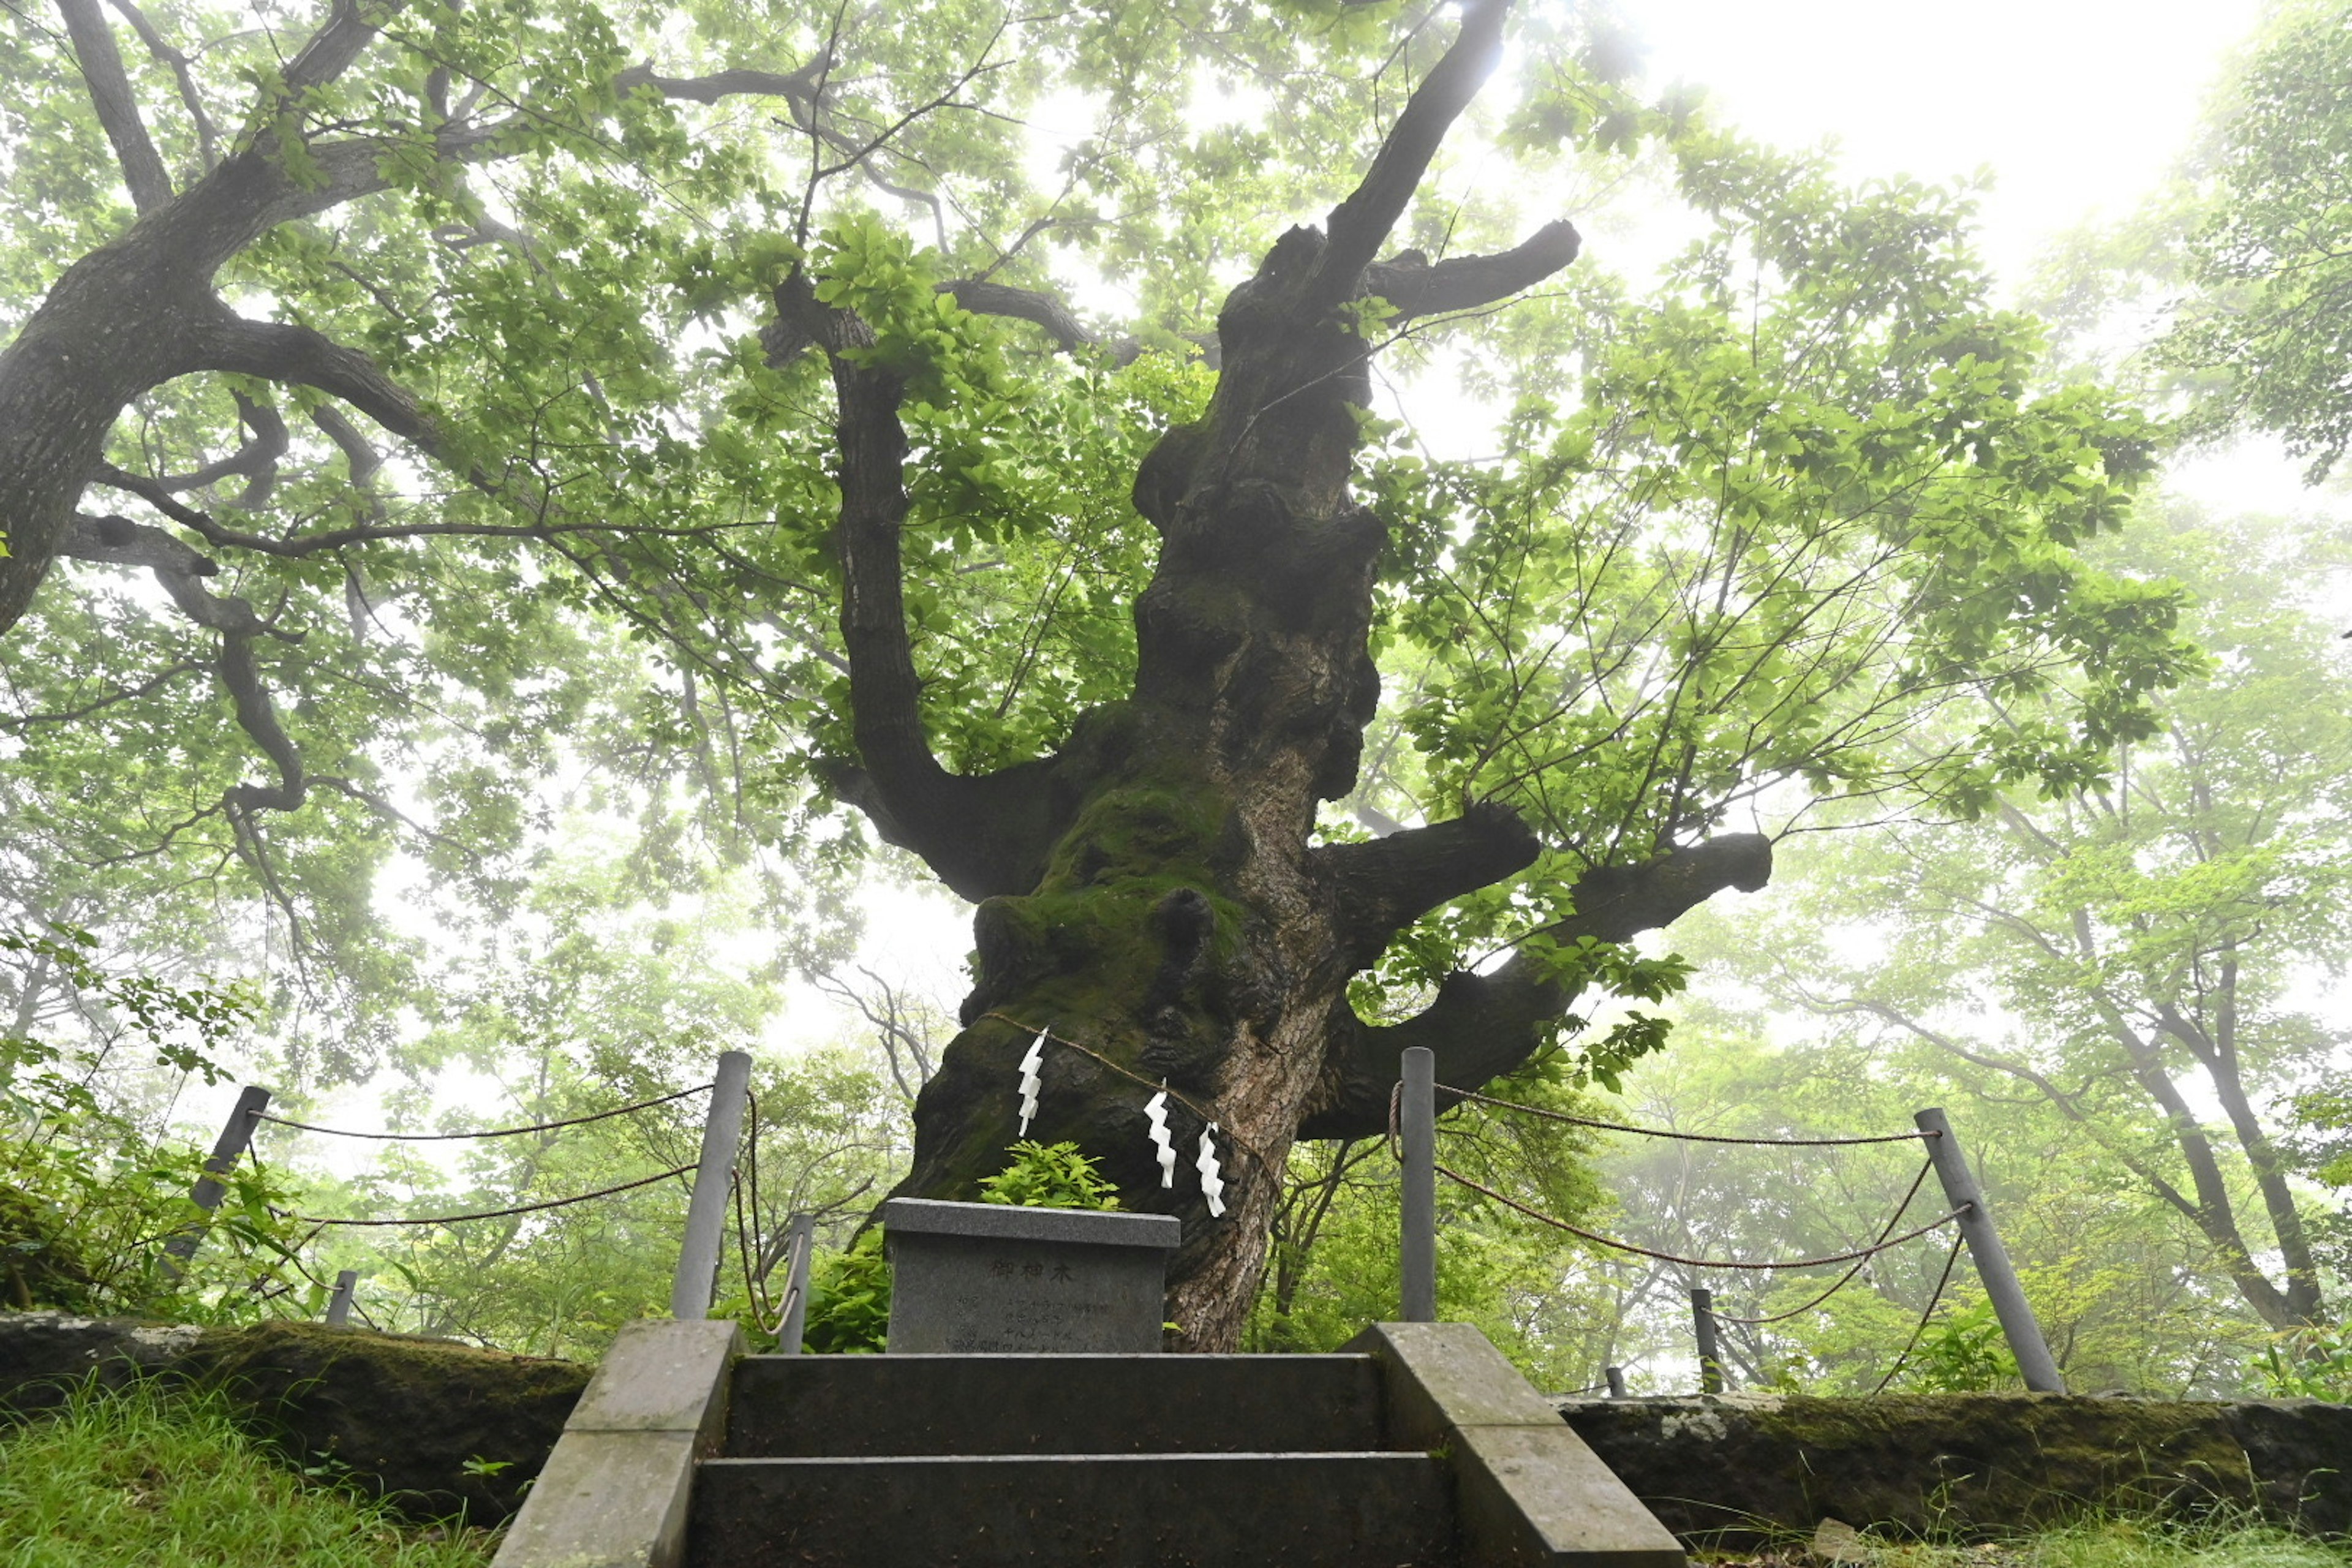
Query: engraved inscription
887,1226,1173,1353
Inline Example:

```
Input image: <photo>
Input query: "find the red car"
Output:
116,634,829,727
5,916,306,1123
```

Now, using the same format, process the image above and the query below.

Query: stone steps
696,1349,1445,1567
491,1321,1689,1568
688,1450,1458,1567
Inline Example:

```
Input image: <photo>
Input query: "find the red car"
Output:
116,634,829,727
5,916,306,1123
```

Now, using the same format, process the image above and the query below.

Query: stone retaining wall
4,1312,2345,1543
0,1310,587,1522
1556,1392,2352,1547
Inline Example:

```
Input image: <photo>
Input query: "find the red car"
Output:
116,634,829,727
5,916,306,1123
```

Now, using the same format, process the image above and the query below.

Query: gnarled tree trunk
794,0,1773,1349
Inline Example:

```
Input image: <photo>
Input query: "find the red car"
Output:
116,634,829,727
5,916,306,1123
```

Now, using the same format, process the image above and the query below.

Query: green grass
0,1381,496,1568
1711,1514,2352,1567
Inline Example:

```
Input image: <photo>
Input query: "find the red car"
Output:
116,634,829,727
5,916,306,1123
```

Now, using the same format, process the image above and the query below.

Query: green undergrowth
0,1380,496,1568
1704,1514,2352,1568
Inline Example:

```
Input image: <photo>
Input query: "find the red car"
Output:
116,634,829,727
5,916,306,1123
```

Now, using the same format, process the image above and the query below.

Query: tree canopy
1,0,2207,1341
2165,0,2352,479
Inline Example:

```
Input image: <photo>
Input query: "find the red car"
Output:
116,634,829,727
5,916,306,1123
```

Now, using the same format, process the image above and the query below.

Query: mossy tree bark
790,0,1772,1349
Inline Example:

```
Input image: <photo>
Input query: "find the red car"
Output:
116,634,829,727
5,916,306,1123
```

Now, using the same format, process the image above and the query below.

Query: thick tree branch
1299,833,1773,1139
778,273,931,782
61,512,254,633
766,277,1220,370
310,402,383,485
276,0,401,98
942,279,1091,353
613,59,827,107
57,0,174,213
1314,798,1542,967
193,306,452,461
1313,0,1509,303
779,271,1084,901
214,628,306,810
1365,221,1583,319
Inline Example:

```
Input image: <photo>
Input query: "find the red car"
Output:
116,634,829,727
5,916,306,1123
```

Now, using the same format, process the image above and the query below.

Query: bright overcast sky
1628,0,2264,285
1619,0,2350,526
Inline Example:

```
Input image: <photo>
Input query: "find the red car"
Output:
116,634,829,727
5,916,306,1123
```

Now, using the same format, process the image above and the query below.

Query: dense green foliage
1575,502,2348,1398
1,925,320,1320
978,1140,1125,1210
797,1228,892,1355
0,0,2197,1065
2166,0,2352,478
0,1381,494,1568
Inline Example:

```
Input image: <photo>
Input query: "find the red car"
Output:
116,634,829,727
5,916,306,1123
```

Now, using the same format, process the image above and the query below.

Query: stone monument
881,1198,1180,1353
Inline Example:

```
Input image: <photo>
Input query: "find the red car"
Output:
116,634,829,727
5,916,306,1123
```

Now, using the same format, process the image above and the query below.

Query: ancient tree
788,3,1766,1348
2,0,2194,1345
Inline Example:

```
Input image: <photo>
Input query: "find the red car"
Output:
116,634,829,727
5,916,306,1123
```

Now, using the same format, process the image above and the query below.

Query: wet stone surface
882,1199,1180,1354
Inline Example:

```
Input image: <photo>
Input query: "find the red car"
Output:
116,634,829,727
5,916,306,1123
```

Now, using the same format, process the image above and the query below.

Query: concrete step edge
703,1450,1437,1466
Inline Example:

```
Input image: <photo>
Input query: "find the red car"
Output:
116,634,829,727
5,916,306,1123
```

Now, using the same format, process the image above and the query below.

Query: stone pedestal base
882,1199,1179,1354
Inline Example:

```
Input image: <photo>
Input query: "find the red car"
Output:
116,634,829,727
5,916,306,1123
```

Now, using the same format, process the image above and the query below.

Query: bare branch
106,0,218,168
153,390,287,503
2,657,206,726
59,512,307,813
614,59,827,107
310,402,383,485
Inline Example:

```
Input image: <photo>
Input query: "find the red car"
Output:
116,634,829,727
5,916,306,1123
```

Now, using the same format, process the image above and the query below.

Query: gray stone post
670,1050,753,1321
776,1212,815,1354
325,1269,358,1327
1691,1287,1725,1393
1400,1046,1436,1322
1914,1106,2065,1392
160,1085,270,1278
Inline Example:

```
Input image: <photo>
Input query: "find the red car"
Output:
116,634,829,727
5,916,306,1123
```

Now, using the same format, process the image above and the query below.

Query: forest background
2,0,2346,1398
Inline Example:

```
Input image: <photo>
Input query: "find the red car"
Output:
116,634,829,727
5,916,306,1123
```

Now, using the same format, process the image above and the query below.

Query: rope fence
169,1055,774,1344
1711,1158,1936,1326
253,1082,713,1141
1430,1158,1967,1272
281,1163,698,1227
1870,1231,1969,1396
1435,1082,1939,1147
1390,1045,2070,1396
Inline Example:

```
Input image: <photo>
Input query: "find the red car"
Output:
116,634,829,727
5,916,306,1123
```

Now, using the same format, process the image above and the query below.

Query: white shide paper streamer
1145,1089,1175,1188
1196,1122,1226,1218
1016,1028,1046,1136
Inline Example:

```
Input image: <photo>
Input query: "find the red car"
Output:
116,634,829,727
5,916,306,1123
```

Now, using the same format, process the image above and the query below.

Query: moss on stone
182,1320,589,1523
1556,1393,2352,1550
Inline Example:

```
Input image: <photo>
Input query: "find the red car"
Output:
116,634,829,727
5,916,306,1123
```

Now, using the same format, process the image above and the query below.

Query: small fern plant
978,1140,1124,1210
